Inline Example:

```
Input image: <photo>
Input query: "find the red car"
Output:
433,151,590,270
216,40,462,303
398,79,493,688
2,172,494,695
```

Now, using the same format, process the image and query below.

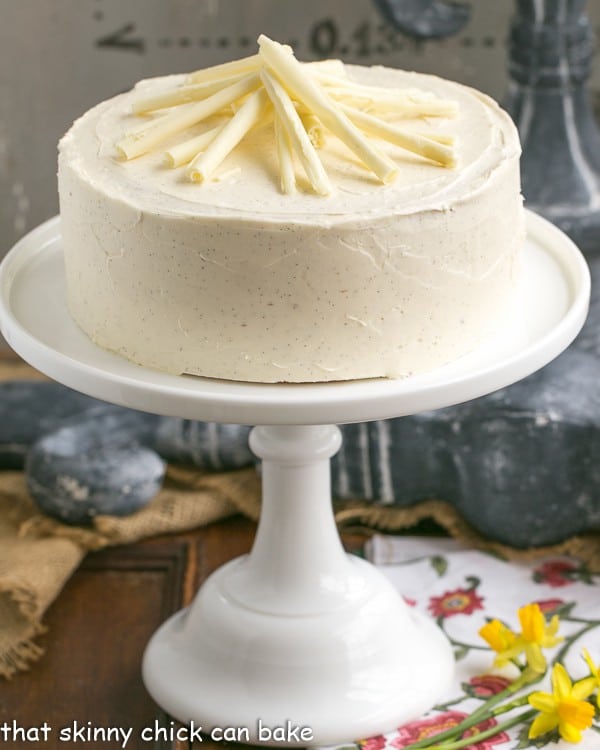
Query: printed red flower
533,560,577,588
403,596,417,608
428,588,484,618
358,735,386,750
391,711,508,750
465,674,512,698
533,598,566,615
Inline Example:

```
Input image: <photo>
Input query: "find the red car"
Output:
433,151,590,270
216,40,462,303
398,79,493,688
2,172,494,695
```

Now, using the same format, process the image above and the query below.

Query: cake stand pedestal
0,211,590,746
144,422,454,745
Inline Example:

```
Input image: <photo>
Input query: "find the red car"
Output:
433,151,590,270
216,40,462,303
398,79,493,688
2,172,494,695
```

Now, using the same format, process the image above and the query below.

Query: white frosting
58,65,524,383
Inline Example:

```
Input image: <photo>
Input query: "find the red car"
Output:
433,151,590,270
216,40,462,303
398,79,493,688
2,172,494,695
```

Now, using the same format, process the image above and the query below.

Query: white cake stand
0,211,590,746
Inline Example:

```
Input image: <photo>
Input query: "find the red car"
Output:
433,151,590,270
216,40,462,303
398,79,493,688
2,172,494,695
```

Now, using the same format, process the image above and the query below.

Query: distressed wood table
1,516,263,749
1,506,366,750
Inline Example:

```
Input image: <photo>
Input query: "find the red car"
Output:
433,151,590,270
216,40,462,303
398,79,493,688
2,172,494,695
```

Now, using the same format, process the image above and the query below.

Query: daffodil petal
529,712,558,739
520,603,545,642
543,634,564,648
559,721,583,744
558,697,595,730
529,691,556,713
496,642,526,664
552,663,573,700
526,644,548,674
479,620,516,651
548,615,561,636
582,648,600,680
542,627,564,648
582,648,594,671
572,677,597,701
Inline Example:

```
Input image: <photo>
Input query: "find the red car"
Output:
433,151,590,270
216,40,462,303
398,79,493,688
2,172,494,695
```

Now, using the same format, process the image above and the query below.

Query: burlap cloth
1,359,599,679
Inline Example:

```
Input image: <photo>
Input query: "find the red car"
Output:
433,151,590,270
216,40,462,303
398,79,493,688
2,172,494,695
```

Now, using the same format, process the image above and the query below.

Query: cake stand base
143,425,454,746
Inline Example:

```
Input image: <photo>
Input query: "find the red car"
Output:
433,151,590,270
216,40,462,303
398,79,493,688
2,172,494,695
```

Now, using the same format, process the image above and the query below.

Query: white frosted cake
58,37,523,383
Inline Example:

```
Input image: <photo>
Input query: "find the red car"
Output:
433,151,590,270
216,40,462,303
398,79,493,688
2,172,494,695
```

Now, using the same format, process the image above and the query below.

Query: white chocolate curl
116,74,260,159
274,115,296,194
299,110,326,148
188,88,271,183
133,75,249,114
164,124,223,167
186,54,261,85
342,105,457,167
115,37,458,194
314,76,459,118
258,34,398,184
261,69,331,196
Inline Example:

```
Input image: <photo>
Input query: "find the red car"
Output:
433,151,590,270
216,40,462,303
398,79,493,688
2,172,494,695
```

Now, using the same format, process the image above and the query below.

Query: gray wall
1,0,599,255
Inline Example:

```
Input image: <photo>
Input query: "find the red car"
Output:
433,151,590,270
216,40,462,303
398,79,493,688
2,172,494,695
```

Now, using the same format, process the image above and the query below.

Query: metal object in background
355,0,600,545
505,0,600,254
373,0,471,39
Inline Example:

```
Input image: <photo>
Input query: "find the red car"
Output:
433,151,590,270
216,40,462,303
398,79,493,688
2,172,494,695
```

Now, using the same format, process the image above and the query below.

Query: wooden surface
2,513,364,749
2,516,253,749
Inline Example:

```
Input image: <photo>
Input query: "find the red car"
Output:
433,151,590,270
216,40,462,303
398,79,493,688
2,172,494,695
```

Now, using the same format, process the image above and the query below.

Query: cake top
114,35,458,195
59,38,520,226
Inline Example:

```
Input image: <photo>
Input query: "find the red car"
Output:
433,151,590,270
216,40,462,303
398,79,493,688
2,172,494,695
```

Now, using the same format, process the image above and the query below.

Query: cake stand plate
0,211,590,426
0,210,590,746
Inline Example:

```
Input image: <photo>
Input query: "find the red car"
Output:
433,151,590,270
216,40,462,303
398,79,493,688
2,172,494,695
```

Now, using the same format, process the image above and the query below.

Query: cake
58,36,523,383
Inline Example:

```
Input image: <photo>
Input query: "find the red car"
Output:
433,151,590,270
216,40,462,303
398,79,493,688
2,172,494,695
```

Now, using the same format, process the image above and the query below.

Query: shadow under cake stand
0,210,590,746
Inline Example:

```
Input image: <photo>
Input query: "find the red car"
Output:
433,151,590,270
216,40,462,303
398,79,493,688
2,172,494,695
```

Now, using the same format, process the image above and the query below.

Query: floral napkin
323,536,600,750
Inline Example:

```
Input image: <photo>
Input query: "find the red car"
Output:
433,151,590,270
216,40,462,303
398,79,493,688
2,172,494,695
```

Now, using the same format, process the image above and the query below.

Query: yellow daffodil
528,663,595,743
479,619,521,666
518,603,563,673
580,649,600,708
479,604,562,673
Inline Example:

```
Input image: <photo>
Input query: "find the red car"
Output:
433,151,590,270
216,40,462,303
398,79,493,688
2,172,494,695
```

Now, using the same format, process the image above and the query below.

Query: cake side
58,64,524,383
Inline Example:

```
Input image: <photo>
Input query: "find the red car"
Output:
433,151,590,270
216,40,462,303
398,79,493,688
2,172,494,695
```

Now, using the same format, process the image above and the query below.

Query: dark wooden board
1,517,256,750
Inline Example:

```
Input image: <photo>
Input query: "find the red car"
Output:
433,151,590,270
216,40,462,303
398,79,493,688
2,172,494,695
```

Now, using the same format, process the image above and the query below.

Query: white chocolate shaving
394,130,455,146
132,75,248,114
326,87,459,118
164,124,223,167
115,36,458,194
342,105,457,167
260,69,331,196
116,74,260,159
188,88,271,183
258,34,398,184
274,115,296,194
299,111,326,148
186,54,261,84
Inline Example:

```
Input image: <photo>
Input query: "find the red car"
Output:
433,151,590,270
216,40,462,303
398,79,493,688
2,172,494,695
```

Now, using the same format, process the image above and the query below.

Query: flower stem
433,696,467,711
400,673,541,750
491,694,531,716
436,618,488,653
554,622,598,665
426,708,537,750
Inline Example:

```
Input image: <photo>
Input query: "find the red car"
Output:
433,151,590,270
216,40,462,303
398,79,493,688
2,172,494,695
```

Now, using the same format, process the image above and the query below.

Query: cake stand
0,211,590,746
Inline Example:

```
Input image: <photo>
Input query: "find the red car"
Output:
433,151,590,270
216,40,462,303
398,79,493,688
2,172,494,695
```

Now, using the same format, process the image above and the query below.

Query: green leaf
465,575,481,591
454,645,469,661
515,725,532,749
430,555,448,577
555,601,577,617
578,567,594,585
516,724,560,749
